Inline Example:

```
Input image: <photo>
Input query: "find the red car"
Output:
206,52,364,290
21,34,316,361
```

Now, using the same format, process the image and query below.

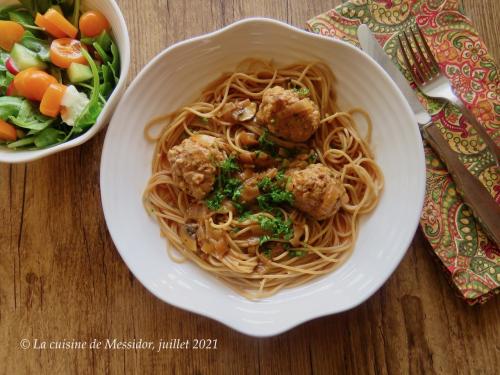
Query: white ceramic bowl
101,18,426,337
0,0,130,163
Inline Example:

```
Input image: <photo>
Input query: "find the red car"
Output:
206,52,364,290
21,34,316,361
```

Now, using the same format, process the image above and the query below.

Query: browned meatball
256,86,320,142
287,164,348,220
167,134,225,199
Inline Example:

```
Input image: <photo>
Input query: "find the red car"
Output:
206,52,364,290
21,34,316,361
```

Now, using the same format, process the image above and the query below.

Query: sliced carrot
40,83,67,118
79,10,110,37
0,119,17,141
44,9,78,39
35,13,66,38
0,21,25,51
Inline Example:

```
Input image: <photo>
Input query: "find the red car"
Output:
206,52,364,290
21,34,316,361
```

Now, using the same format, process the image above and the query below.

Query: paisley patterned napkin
307,0,499,304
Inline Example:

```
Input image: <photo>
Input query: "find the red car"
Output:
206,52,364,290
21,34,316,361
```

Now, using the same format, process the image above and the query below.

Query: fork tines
398,25,440,85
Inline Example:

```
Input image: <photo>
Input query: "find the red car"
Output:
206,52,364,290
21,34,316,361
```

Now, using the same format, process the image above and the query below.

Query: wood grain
1,1,499,374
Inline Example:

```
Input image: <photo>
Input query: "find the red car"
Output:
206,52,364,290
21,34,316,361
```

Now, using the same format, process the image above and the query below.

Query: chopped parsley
292,87,310,97
270,189,293,204
257,215,294,256
275,170,287,183
289,250,305,257
255,173,294,247
259,235,272,246
258,129,278,157
205,156,241,211
308,151,318,164
257,215,294,241
238,210,253,221
206,191,225,210
261,248,272,257
257,176,273,191
219,155,240,175
223,178,241,197
233,201,247,215
256,171,293,211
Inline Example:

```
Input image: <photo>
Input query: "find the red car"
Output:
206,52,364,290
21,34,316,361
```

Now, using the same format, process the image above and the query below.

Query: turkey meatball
256,86,320,142
287,164,347,220
167,134,225,199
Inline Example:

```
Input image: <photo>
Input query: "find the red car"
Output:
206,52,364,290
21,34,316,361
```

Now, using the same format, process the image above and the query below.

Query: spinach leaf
0,51,14,96
80,37,94,46
17,0,77,18
34,127,65,148
7,136,35,149
19,0,52,14
96,30,112,51
93,42,110,63
18,0,36,13
0,5,23,20
21,31,50,61
100,64,113,98
0,72,13,96
0,97,24,120
37,0,51,13
8,99,53,131
81,31,113,51
109,41,120,84
70,0,79,26
74,48,103,128
0,50,8,70
79,31,120,92
49,65,62,83
8,10,36,26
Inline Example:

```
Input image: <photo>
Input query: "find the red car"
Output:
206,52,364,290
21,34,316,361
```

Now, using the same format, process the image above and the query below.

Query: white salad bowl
100,18,426,337
0,0,130,163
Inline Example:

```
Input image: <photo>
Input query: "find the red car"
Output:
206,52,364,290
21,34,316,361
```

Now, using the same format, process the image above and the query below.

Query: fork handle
448,95,500,166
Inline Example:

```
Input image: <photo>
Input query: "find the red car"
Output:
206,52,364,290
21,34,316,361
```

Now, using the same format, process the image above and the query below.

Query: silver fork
398,25,500,166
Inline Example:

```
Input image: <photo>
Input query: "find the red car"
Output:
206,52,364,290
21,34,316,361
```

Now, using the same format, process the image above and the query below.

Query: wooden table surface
1,1,499,374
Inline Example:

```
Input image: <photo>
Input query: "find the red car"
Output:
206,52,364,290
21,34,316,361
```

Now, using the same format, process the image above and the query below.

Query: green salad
0,0,120,150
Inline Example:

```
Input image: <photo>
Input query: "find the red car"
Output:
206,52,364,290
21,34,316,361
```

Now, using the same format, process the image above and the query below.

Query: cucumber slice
10,43,47,70
67,62,93,83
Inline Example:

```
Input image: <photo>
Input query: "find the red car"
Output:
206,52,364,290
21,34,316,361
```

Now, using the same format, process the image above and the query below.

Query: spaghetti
143,59,383,299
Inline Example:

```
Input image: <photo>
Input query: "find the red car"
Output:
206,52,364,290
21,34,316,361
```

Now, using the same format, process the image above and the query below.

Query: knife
357,24,431,126
357,25,500,246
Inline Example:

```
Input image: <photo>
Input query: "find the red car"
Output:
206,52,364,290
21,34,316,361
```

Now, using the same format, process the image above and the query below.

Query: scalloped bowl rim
0,0,130,164
101,17,426,337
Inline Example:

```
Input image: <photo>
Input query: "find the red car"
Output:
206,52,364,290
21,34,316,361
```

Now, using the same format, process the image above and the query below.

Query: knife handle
424,124,500,247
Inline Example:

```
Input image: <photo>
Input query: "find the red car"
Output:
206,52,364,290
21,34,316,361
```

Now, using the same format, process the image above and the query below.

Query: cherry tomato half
79,10,110,37
14,68,58,101
50,38,87,69
0,20,25,51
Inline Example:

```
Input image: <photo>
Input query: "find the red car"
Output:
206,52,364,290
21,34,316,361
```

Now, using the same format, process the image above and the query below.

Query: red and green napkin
306,0,499,304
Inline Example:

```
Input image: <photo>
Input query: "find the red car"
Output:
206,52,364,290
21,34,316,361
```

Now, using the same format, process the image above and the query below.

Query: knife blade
357,24,431,126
